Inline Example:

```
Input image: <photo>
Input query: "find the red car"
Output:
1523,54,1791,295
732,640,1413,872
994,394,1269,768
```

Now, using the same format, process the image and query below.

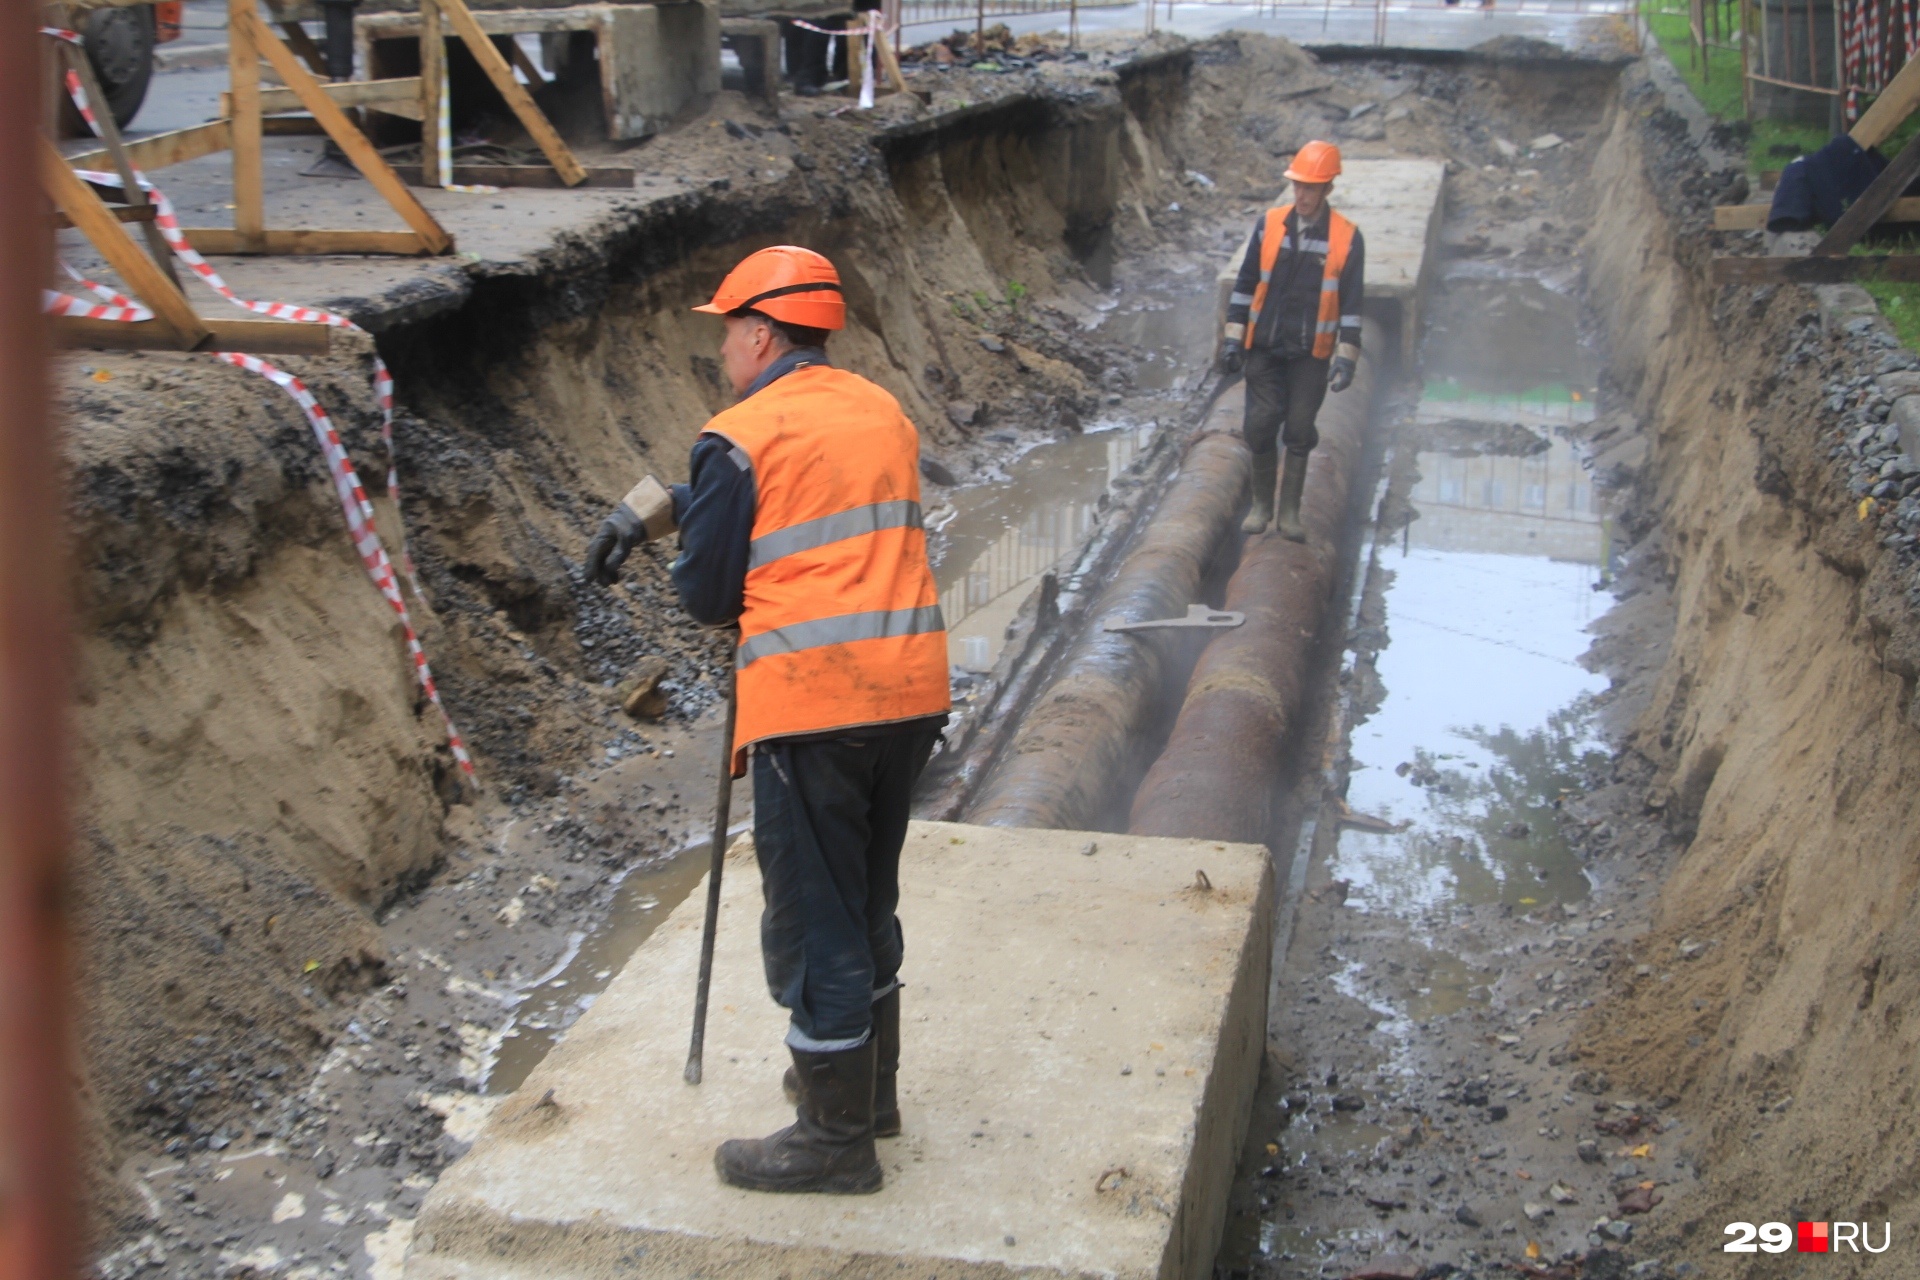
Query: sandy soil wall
1577,63,1920,1261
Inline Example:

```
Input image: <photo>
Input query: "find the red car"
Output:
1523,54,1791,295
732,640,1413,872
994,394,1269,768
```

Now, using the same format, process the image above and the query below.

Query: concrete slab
1214,157,1447,362
404,820,1274,1280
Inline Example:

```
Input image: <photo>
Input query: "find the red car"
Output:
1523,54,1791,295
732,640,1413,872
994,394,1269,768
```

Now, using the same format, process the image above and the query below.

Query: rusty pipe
1,7,77,1278
1128,324,1379,843
963,427,1251,830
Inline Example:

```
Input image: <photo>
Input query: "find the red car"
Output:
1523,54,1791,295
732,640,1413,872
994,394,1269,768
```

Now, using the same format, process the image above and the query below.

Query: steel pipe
1128,324,1379,844
964,426,1250,830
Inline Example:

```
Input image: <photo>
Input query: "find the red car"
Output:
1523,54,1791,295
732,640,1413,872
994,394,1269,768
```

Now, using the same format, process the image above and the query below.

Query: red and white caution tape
217,351,475,779
43,26,473,782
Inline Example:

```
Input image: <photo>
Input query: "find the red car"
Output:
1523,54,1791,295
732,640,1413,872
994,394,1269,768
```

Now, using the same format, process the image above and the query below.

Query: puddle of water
932,422,1156,672
1093,289,1219,390
485,838,723,1095
1336,273,1611,918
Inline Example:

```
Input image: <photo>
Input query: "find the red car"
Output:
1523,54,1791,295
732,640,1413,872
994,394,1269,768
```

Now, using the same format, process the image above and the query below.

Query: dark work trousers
1242,349,1330,457
751,723,943,1052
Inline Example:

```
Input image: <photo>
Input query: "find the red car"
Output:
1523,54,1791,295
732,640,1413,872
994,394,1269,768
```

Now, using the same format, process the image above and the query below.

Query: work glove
1218,323,1246,375
584,475,676,586
1327,348,1357,394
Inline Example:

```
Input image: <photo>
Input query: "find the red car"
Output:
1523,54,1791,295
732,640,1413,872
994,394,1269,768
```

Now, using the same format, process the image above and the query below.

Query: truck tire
66,4,157,132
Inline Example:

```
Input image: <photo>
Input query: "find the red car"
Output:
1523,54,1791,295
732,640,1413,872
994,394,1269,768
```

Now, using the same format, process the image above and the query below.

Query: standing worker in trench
580,245,951,1196
1220,139,1365,542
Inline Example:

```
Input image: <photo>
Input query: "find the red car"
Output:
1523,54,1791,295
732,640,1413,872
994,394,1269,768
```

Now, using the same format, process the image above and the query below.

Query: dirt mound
1571,56,1920,1265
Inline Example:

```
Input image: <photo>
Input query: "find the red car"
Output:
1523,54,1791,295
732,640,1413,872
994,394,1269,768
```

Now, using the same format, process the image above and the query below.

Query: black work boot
783,991,901,1137
1241,449,1278,534
719,1042,882,1194
1275,449,1310,543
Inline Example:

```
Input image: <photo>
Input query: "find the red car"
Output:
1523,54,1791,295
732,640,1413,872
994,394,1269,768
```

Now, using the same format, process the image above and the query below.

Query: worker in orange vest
583,246,951,1195
1220,140,1365,542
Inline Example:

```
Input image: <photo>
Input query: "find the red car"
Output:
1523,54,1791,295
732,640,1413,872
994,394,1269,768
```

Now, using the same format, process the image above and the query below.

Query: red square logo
1799,1222,1830,1253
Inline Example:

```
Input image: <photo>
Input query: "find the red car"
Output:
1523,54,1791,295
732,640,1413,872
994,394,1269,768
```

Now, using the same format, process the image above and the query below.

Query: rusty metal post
1,0,77,1271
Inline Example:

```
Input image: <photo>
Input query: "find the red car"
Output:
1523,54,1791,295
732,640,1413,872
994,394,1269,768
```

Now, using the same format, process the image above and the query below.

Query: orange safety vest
1244,204,1357,359
703,364,950,775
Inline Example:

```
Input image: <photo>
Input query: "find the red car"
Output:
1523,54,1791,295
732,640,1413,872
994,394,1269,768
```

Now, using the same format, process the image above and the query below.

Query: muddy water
1217,270,1615,1275
1337,270,1607,918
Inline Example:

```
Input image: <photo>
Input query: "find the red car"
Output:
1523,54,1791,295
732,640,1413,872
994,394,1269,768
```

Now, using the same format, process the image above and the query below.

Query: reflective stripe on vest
1245,204,1356,360
702,365,951,774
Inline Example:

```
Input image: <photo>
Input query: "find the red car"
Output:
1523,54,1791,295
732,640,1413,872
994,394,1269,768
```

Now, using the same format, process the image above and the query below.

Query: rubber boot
1241,449,1278,534
1275,449,1310,543
718,1042,882,1194
784,990,901,1136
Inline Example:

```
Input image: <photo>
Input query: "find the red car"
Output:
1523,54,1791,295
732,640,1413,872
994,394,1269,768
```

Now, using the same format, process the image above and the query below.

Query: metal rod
683,671,740,1086
3,0,76,1264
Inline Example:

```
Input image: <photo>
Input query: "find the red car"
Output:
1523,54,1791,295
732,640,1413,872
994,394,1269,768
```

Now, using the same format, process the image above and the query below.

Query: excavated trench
78,27,1920,1280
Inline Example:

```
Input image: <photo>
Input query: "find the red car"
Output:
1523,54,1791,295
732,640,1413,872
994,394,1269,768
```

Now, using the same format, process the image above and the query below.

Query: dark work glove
584,504,645,586
1327,355,1356,393
1218,340,1245,376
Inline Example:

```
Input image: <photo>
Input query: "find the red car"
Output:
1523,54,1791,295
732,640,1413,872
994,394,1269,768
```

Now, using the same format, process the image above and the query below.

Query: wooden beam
52,11,178,288
391,163,634,189
1714,196,1920,231
1711,254,1920,284
39,137,208,349
876,30,910,96
421,0,443,187
221,78,425,121
179,228,436,256
1816,127,1920,256
51,204,158,229
279,20,330,77
438,0,586,187
1852,55,1920,150
65,120,231,173
54,315,333,355
240,6,455,255
229,0,265,250
506,37,546,86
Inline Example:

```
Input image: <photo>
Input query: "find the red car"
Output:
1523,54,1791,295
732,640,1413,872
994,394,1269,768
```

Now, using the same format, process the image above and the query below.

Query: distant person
1220,140,1365,542
583,246,950,1195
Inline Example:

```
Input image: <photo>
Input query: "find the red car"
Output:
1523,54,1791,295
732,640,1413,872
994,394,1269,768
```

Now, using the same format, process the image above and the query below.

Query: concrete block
405,821,1274,1280
1893,394,1920,465
722,18,780,104
602,1,718,139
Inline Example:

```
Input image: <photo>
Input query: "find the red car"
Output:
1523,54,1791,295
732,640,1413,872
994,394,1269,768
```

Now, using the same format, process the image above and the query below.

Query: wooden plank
220,78,424,119
181,228,435,256
507,37,547,86
438,0,587,187
1816,127,1920,256
229,0,265,250
280,19,330,76
1714,196,1920,230
1852,54,1920,150
391,163,634,189
1711,254,1920,284
54,315,333,355
51,204,158,229
66,120,231,172
39,137,208,348
421,0,443,186
359,10,590,39
241,6,455,254
52,10,179,288
876,29,910,96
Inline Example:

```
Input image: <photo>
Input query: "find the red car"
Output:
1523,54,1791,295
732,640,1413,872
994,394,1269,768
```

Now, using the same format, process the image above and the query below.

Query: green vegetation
1642,1,1920,340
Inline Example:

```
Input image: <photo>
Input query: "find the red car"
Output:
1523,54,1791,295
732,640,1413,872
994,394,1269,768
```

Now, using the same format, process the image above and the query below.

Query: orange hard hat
692,245,846,330
1284,140,1342,185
